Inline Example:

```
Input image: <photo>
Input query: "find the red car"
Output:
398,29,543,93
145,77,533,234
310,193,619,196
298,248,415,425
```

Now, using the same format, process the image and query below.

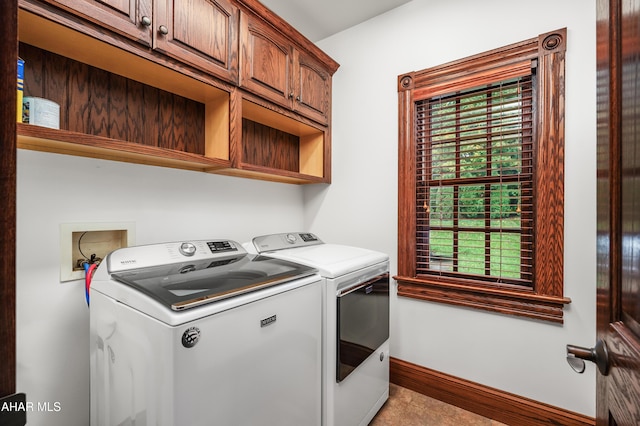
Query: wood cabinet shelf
241,99,326,178
17,123,230,172
17,0,338,184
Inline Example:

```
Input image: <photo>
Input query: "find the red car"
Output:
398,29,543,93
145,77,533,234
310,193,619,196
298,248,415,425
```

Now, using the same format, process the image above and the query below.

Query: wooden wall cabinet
240,13,294,111
17,0,338,184
240,12,331,125
293,50,332,125
39,0,239,83
155,0,239,83
37,0,154,46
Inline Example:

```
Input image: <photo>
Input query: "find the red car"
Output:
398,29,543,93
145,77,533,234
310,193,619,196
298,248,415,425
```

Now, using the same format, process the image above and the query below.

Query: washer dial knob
285,233,297,244
179,242,197,256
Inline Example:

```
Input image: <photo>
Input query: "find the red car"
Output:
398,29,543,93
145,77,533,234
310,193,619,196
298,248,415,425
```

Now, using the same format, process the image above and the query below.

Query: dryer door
336,273,389,382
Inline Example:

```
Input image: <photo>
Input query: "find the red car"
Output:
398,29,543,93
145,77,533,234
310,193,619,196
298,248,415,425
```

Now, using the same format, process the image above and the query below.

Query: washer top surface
248,233,388,278
92,239,317,313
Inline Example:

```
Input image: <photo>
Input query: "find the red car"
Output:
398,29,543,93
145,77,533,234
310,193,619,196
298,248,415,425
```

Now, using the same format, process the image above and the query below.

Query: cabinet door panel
40,0,152,46
250,35,289,96
172,0,228,64
240,13,293,108
155,0,239,83
295,53,330,125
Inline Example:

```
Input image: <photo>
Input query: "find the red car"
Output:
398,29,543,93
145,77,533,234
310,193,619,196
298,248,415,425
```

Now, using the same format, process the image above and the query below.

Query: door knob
158,25,169,35
566,339,610,376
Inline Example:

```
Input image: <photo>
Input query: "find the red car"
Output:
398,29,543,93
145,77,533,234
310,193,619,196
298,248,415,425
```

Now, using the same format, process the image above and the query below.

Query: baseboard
390,357,595,426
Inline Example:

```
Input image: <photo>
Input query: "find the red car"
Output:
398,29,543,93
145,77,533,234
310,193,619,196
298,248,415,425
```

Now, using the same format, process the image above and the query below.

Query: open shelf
17,5,331,184
18,9,231,166
17,123,230,172
240,99,326,180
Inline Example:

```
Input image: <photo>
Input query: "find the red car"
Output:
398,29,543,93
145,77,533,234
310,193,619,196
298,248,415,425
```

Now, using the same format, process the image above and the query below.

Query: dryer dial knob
179,242,197,256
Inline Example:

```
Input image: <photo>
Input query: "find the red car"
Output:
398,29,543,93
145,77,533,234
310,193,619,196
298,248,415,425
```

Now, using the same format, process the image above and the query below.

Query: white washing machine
90,239,322,426
246,233,390,426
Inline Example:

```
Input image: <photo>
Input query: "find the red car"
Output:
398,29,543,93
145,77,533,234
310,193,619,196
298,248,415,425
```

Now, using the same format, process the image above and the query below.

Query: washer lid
257,244,388,278
110,254,317,311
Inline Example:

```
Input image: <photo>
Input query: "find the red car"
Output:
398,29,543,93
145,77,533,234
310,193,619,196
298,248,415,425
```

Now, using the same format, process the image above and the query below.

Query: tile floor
369,384,507,426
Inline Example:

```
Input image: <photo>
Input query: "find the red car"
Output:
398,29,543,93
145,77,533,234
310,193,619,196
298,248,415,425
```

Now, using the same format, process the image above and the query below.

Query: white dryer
246,233,390,426
90,239,322,426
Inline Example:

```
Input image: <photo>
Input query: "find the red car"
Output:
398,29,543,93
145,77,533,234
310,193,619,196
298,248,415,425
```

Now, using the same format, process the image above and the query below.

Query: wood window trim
396,28,571,323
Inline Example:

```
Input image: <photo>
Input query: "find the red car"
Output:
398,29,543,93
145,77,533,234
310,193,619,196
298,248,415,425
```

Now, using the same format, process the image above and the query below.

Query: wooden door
239,11,294,109
154,0,239,83
292,50,331,125
39,0,153,46
595,0,640,424
0,1,22,425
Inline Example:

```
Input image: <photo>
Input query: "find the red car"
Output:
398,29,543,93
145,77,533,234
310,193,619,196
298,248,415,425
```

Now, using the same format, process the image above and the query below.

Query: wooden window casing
396,29,570,323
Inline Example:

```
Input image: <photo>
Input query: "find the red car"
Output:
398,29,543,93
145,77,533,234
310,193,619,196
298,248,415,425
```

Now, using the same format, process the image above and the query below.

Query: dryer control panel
252,233,323,253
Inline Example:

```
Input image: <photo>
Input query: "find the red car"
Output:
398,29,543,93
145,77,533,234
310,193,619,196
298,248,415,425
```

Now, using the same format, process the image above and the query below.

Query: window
396,28,570,323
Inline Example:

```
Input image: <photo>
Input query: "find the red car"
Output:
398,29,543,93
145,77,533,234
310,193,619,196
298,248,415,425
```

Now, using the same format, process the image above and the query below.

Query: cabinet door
239,12,294,109
40,0,153,46
155,0,239,83
293,50,331,125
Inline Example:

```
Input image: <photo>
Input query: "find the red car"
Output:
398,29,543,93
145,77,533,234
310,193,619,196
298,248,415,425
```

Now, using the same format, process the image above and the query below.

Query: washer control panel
107,239,242,272
207,240,235,252
252,232,323,253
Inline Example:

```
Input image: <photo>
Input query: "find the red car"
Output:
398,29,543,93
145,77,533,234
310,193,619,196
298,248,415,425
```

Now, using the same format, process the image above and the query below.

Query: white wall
16,0,597,423
16,150,306,425
311,0,597,417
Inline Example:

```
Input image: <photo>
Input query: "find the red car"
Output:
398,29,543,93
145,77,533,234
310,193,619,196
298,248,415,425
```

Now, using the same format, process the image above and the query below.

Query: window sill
394,276,571,324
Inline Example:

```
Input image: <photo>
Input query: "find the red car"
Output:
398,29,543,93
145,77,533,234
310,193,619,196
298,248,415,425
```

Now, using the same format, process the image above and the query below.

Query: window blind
415,76,534,286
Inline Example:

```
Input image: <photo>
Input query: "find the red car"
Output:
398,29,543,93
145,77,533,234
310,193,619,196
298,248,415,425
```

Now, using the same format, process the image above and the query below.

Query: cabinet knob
296,95,301,102
140,16,152,27
158,25,169,35
288,93,294,99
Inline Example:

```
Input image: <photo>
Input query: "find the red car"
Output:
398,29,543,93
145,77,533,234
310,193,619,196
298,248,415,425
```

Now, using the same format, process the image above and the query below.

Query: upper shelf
17,0,337,184
17,123,230,172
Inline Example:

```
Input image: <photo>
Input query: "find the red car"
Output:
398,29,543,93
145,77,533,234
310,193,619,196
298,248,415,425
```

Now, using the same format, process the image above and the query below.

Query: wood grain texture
42,48,67,124
18,0,333,184
534,28,566,298
396,29,568,322
242,118,299,172
596,1,640,423
37,0,152,46
18,4,236,97
67,57,90,133
20,43,206,154
396,277,569,323
108,72,128,141
240,12,293,109
155,0,239,83
397,84,416,277
16,123,229,171
294,50,331,124
0,0,17,400
218,165,325,184
142,85,162,146
126,80,149,145
88,67,110,137
390,357,595,426
236,0,339,74
596,2,617,424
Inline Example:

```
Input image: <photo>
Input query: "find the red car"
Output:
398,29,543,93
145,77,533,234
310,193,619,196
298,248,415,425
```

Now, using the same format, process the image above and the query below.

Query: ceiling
259,0,412,42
